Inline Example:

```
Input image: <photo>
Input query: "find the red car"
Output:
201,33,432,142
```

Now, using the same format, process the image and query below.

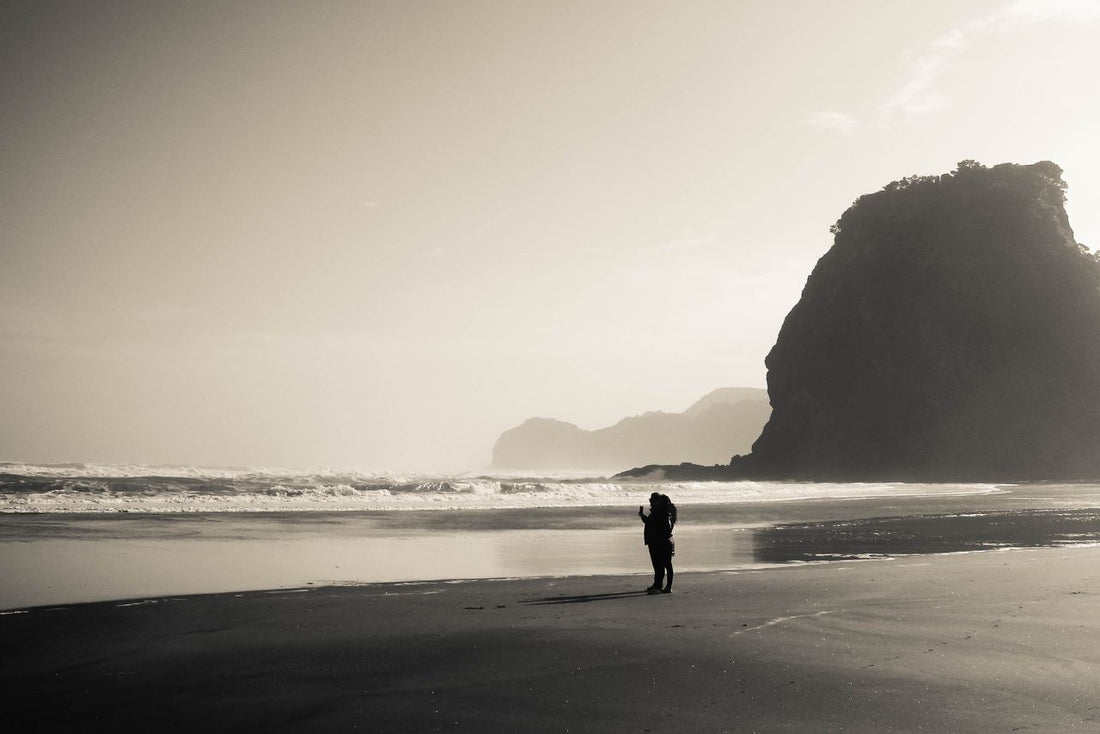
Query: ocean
0,462,1005,513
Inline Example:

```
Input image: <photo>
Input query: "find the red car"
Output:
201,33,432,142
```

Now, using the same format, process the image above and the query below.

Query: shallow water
0,521,756,609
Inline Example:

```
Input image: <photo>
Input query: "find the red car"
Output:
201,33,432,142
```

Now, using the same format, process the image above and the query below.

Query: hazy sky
4,0,1100,472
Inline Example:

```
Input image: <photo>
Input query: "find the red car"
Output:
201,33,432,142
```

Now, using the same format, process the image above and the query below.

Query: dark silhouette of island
491,387,769,470
619,161,1100,481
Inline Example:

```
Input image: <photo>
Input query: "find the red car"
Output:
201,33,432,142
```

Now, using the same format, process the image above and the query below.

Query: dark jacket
640,506,673,546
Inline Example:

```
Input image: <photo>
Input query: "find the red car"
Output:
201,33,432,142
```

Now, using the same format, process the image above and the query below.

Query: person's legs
648,546,664,590
662,558,673,593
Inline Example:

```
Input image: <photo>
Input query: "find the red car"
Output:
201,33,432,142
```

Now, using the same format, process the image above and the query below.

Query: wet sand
4,544,1100,732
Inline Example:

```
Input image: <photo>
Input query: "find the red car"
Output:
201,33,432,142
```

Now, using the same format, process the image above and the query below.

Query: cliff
491,388,769,471
732,160,1100,481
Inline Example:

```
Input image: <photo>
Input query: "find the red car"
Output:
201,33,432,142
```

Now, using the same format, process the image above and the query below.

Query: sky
3,0,1100,472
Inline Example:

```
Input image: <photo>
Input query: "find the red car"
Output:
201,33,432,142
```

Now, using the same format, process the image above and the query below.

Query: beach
4,544,1100,732
5,483,1100,731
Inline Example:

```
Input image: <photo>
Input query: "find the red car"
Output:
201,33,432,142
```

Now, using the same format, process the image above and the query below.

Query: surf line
731,609,838,636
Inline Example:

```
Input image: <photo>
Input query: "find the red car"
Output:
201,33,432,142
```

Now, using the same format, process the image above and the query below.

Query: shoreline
5,546,1100,731
1,537,1093,614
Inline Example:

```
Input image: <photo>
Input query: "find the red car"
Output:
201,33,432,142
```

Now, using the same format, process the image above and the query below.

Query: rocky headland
619,161,1100,481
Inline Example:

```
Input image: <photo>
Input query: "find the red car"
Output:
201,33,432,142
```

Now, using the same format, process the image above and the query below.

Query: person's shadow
523,590,652,606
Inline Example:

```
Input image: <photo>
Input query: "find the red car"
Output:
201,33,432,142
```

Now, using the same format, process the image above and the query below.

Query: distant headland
618,161,1100,481
491,387,769,471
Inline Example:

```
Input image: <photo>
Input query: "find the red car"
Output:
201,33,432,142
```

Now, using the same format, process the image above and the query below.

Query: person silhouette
638,492,676,594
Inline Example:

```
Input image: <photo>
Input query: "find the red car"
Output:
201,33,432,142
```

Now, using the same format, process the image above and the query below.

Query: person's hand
638,505,644,515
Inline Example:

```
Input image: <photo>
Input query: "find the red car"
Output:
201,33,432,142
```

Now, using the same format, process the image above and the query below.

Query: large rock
734,160,1100,481
492,388,769,471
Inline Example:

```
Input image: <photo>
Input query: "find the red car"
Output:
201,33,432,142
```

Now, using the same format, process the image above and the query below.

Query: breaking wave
0,462,1006,514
